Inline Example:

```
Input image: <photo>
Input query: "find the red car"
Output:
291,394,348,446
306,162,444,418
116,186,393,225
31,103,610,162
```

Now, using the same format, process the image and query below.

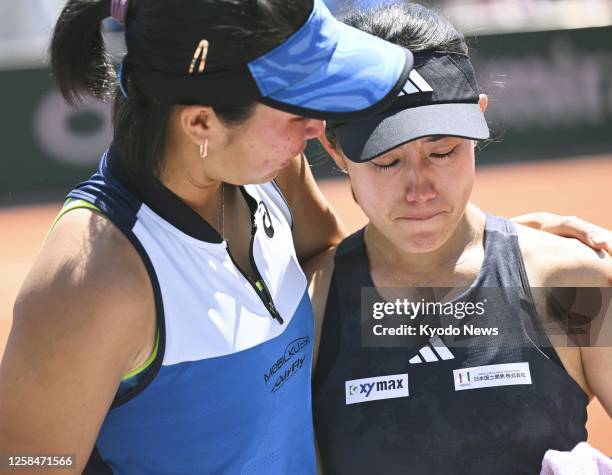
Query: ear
479,94,489,113
318,130,347,171
176,105,224,147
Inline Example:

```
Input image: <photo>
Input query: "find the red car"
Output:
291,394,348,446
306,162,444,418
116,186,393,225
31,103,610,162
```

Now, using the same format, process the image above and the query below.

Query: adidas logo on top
409,336,454,364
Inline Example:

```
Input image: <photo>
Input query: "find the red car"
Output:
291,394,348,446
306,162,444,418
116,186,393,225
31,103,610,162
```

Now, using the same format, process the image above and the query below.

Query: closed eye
430,146,458,160
372,159,400,171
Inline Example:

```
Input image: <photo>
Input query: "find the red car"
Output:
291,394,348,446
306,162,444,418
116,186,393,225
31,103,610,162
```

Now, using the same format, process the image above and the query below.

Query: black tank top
313,215,588,475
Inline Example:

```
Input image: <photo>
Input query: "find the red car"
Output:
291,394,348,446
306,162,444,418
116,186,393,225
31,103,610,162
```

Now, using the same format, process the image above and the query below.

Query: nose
303,119,325,140
404,161,437,204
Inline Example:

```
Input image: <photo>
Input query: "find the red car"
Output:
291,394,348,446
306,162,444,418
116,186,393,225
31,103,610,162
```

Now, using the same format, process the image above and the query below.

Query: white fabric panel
245,184,306,322
132,182,306,366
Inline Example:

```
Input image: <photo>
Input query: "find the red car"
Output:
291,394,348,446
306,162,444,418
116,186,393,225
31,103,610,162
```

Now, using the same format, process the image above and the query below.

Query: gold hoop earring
200,139,208,159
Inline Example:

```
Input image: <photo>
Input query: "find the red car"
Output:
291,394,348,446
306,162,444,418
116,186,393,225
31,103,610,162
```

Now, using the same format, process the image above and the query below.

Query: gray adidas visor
330,52,490,162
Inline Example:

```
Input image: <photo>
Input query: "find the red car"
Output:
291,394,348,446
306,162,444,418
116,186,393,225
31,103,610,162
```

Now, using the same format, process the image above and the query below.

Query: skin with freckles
164,103,325,190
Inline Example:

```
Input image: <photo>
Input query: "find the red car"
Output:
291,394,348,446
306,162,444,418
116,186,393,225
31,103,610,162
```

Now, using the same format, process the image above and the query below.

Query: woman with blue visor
0,0,609,473
311,3,612,474
1,0,414,472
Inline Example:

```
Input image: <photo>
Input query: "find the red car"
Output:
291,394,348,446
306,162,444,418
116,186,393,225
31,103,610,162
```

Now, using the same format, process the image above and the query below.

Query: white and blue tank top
64,146,316,474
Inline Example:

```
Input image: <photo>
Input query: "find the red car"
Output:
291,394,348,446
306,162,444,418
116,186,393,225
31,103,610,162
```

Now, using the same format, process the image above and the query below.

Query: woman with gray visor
309,3,612,474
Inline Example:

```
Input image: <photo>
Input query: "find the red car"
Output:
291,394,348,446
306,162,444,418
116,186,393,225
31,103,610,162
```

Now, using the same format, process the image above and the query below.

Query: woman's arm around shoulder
303,246,337,368
275,154,347,263
0,209,155,472
512,212,612,260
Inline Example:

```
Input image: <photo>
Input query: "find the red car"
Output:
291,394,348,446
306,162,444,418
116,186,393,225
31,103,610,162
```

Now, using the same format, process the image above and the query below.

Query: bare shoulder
516,223,612,287
15,207,153,338
1,208,155,463
515,224,612,400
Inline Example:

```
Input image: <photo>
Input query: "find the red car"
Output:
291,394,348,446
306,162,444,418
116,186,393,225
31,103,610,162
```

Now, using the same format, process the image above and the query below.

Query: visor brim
335,103,490,162
250,5,414,121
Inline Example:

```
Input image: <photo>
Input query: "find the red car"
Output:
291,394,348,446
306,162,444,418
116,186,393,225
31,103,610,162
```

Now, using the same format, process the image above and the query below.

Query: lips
397,211,445,221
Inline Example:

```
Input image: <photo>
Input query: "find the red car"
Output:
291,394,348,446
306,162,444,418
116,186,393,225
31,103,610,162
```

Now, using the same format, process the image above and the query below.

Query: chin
394,225,450,254
403,235,445,254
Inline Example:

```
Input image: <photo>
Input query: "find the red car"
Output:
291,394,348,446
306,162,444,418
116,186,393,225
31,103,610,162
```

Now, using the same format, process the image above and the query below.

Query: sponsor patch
345,373,409,405
454,362,532,391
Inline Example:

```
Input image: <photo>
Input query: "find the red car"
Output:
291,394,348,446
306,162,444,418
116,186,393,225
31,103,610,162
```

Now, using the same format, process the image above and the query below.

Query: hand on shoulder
516,223,612,288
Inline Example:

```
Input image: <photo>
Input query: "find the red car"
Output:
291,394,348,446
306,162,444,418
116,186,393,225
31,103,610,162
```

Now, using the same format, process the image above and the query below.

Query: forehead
372,135,464,155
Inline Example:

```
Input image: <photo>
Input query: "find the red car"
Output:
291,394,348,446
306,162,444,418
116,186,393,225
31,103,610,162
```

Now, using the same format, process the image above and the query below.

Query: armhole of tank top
110,230,166,408
45,198,103,240
49,199,166,407
512,234,566,370
121,330,160,380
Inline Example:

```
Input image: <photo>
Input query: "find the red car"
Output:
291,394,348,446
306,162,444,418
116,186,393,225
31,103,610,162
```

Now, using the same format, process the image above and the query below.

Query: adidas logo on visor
398,70,433,96
409,336,454,364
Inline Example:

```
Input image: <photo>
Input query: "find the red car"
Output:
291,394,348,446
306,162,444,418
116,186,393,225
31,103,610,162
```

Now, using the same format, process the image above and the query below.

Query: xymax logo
345,373,409,405
348,379,405,398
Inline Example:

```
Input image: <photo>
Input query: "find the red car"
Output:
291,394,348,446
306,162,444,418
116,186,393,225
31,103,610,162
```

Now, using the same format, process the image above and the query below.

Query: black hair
341,2,467,55
325,1,468,146
50,0,313,181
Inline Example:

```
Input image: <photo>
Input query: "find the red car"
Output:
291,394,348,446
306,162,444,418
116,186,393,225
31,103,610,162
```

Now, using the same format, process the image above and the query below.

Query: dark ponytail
50,0,115,106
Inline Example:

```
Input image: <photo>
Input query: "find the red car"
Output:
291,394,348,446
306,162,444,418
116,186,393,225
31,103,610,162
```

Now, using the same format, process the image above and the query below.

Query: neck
365,204,486,286
159,148,223,229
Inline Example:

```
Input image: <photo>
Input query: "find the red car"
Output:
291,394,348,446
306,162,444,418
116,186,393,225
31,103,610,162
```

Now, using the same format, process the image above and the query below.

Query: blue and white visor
127,0,413,120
